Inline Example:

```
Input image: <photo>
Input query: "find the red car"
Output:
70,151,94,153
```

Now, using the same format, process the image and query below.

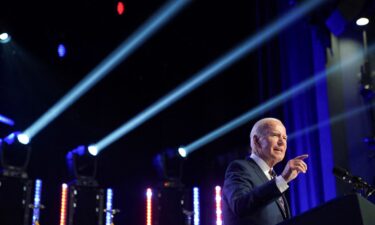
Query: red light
60,184,68,225
117,2,125,15
146,188,152,225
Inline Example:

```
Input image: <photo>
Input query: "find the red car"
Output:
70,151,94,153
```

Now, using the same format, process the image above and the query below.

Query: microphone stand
333,166,375,198
350,176,375,198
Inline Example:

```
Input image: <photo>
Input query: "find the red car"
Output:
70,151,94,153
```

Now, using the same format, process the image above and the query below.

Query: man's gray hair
249,118,282,152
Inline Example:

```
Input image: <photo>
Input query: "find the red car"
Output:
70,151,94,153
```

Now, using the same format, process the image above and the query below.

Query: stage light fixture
66,145,98,186
0,114,15,126
59,183,68,225
178,147,187,158
58,44,67,58
356,17,369,26
88,145,98,156
117,1,125,15
0,32,11,44
31,179,44,225
153,148,185,184
22,0,190,142
105,188,113,225
92,0,323,154
215,186,222,225
0,131,32,178
193,187,200,225
146,188,153,225
0,175,34,224
17,133,30,145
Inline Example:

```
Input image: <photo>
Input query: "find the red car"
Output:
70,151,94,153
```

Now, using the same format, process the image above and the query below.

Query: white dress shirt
250,153,289,193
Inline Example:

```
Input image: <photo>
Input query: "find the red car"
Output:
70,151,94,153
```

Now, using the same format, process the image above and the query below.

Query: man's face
255,120,287,167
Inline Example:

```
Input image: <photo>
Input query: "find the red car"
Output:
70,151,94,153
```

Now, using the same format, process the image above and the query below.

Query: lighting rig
152,147,195,225
0,131,44,225
63,145,117,225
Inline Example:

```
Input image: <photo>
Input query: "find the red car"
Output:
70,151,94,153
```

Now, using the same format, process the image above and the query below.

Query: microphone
332,166,375,198
332,166,352,183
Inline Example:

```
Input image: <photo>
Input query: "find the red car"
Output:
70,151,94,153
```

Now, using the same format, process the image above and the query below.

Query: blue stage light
66,145,97,181
32,179,43,225
193,187,200,225
3,131,30,145
93,0,322,154
0,114,15,126
105,188,113,225
288,102,375,140
181,44,374,156
58,44,66,58
22,0,190,141
0,131,32,178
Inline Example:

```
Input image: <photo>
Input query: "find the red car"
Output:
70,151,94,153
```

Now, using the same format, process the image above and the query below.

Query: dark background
1,0,375,224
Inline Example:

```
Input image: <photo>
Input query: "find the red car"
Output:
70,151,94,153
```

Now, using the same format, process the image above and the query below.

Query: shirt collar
250,153,272,179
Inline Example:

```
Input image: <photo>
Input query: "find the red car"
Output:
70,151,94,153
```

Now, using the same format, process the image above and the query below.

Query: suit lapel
247,157,291,220
246,158,269,183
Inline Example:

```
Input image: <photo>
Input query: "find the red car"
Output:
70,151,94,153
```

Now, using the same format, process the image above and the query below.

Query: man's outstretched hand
281,154,308,183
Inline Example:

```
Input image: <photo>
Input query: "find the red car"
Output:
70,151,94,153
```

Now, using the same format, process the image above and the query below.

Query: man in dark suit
223,118,308,225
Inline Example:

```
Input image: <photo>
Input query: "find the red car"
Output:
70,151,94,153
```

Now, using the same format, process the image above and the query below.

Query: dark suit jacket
222,158,291,225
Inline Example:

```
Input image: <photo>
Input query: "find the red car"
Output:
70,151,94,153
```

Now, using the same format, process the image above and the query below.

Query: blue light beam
288,103,375,140
0,114,15,126
22,0,190,140
182,44,374,155
93,0,323,153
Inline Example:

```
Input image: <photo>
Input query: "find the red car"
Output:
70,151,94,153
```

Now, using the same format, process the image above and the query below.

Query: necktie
269,169,287,218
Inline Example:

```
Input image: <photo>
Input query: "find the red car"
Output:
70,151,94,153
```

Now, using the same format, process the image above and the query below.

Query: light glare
178,147,187,158
17,133,30,145
88,145,98,156
0,33,11,44
58,44,67,58
356,17,369,26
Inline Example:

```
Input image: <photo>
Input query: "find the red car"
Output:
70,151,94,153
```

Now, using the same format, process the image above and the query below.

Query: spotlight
153,148,185,184
117,1,125,15
178,147,187,158
66,145,98,186
0,32,11,44
0,114,15,126
88,145,98,156
356,17,369,26
0,132,32,178
17,133,30,145
57,43,67,58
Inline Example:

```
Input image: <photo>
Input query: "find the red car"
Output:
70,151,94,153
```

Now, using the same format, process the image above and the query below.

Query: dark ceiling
0,0,260,211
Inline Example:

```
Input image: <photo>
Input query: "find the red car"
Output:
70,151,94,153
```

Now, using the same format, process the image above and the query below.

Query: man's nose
278,138,285,145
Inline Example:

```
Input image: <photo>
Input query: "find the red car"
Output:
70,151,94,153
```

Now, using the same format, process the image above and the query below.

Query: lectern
279,194,375,225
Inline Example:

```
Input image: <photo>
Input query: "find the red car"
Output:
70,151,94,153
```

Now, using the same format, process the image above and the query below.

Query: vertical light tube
146,188,153,225
215,186,222,225
32,179,42,225
106,188,114,225
193,187,200,225
59,184,68,225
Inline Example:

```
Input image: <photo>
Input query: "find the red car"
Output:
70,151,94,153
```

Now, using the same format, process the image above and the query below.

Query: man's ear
253,135,261,149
